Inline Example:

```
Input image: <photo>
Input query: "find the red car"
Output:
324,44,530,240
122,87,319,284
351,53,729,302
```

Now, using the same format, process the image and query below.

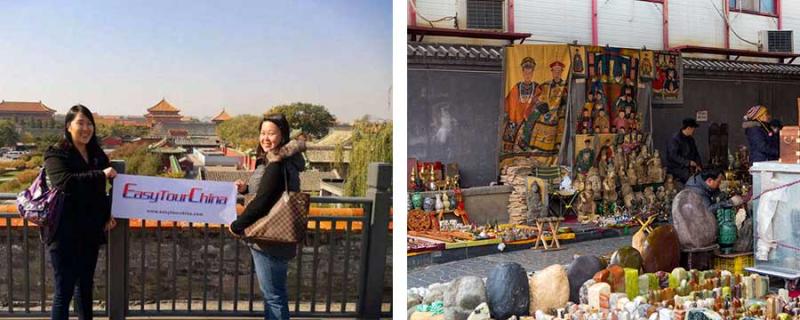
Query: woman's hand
104,217,117,231
234,179,247,193
103,167,117,179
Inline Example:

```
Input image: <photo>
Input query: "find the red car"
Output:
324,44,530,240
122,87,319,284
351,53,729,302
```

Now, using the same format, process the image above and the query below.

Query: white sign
111,174,237,225
696,110,708,122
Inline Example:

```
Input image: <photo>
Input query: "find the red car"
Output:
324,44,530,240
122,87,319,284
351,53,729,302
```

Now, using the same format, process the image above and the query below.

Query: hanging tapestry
652,51,683,104
639,50,655,81
501,44,572,170
582,46,642,136
570,45,586,78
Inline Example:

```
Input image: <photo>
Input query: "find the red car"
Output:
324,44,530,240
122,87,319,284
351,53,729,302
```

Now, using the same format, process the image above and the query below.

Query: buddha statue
587,168,602,201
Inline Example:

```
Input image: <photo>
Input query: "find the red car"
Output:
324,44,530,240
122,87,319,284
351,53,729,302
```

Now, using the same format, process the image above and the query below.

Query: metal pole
359,163,392,319
108,160,128,320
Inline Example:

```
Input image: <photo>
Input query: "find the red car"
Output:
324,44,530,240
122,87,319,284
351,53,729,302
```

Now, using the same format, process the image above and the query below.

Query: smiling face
67,112,94,148
259,120,283,153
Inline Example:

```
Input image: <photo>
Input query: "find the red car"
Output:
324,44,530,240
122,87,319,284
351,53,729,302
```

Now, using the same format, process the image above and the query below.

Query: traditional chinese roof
212,108,232,122
407,42,504,68
312,125,353,147
683,57,800,75
147,98,181,113
0,101,56,113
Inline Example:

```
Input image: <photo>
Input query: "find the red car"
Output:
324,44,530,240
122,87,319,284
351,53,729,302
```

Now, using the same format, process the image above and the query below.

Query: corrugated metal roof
683,57,800,75
407,42,504,62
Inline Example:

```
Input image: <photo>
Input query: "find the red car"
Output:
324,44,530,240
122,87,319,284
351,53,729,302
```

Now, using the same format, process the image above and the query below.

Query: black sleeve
44,154,106,192
230,162,285,234
666,136,689,167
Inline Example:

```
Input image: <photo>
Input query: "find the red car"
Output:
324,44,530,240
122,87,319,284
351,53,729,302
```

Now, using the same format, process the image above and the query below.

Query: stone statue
587,167,602,201
527,182,545,223
614,146,627,175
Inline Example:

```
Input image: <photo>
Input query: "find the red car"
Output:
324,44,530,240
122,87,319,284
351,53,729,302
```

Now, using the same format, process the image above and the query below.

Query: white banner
111,174,237,225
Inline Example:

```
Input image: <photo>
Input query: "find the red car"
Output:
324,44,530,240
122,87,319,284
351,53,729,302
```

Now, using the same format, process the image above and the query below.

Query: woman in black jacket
230,113,304,320
44,105,117,320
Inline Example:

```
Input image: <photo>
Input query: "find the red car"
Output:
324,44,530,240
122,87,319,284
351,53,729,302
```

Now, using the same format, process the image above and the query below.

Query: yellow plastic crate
713,252,754,275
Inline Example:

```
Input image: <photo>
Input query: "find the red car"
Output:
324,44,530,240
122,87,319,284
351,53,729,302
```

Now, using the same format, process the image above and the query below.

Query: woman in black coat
229,113,304,320
743,105,779,163
44,105,117,320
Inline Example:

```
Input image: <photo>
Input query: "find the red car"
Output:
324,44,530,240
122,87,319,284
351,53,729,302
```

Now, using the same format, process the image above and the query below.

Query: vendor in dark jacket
743,105,779,163
229,113,305,320
666,118,702,184
43,104,117,320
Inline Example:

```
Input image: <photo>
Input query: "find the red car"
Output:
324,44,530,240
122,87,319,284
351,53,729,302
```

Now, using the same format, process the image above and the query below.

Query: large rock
641,225,681,273
424,282,448,305
672,190,717,249
610,246,643,271
528,264,569,314
607,264,626,293
486,262,530,320
444,276,488,320
587,282,611,310
567,256,604,303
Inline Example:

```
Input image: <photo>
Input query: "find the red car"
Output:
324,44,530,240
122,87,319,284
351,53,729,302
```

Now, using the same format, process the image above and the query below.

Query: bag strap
283,163,289,194
36,167,49,192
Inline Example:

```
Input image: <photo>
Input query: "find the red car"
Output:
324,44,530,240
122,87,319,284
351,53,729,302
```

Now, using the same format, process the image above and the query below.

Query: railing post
360,163,391,319
108,160,128,320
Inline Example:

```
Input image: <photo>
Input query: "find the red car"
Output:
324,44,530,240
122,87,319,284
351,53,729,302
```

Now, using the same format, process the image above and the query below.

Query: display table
748,161,800,290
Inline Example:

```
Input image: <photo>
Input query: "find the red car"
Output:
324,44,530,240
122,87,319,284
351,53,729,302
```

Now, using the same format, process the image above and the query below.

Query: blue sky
0,1,392,122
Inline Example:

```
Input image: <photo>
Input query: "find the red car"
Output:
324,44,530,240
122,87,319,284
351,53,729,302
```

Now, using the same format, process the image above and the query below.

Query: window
466,0,504,30
730,0,777,15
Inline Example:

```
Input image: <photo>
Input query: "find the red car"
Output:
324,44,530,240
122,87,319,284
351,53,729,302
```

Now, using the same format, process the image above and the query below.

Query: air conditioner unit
466,0,504,30
758,30,793,53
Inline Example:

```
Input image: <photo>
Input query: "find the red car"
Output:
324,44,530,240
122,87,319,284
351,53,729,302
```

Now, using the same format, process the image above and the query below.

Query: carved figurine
648,150,665,183
623,192,635,209
656,186,667,202
578,185,597,223
664,174,677,198
586,167,602,201
644,186,657,207
626,162,638,186
602,172,618,203
634,151,648,184
572,173,586,192
598,152,610,178
614,146,627,175
526,182,545,223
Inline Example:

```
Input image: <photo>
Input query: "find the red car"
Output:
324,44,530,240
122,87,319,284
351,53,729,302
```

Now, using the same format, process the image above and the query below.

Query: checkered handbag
243,166,310,243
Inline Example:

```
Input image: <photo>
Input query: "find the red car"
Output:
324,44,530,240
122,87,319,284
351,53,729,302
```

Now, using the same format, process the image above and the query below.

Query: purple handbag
16,168,64,242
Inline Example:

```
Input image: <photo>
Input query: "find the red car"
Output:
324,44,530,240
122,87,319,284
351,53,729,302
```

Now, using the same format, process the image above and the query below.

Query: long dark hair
58,104,104,156
255,113,291,162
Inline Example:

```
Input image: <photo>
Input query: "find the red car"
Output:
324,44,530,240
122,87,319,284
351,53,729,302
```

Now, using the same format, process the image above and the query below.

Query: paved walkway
408,235,633,288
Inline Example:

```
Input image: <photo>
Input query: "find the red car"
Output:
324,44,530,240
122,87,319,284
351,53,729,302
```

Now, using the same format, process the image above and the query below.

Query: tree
266,102,336,139
216,115,261,149
343,119,392,196
0,120,20,147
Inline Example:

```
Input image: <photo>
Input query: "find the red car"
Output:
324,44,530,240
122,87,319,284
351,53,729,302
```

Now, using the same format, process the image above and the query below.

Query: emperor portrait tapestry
501,44,572,170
